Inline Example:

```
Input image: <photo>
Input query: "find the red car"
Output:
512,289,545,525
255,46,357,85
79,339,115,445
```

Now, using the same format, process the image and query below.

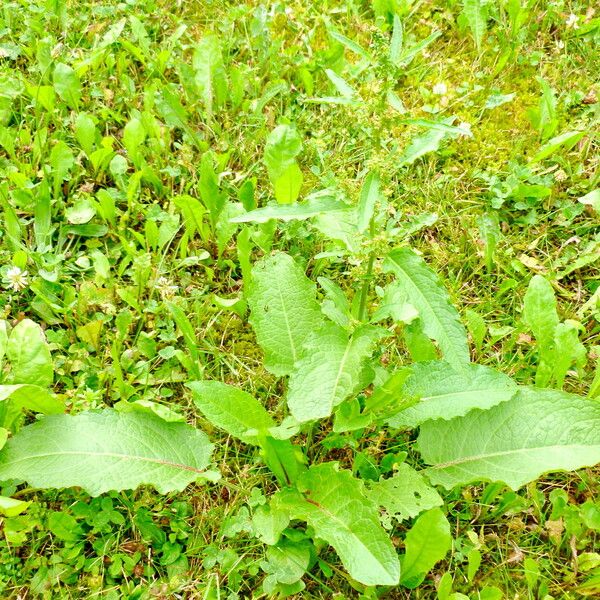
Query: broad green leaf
523,275,559,349
395,30,442,67
324,69,357,99
553,321,586,389
53,63,81,109
252,500,290,545
74,112,97,156
123,117,146,166
199,152,227,230
387,361,517,428
263,539,310,585
328,29,373,62
419,388,600,490
367,463,443,527
357,171,381,233
531,130,585,163
313,208,361,253
7,319,53,388
283,463,400,586
579,189,600,212
390,15,403,65
523,274,559,386
273,162,303,205
165,302,201,378
193,35,228,119
0,320,8,369
384,249,470,369
231,195,347,223
0,495,30,517
528,77,558,140
264,124,303,183
260,436,306,486
318,276,352,329
114,399,185,423
187,380,275,444
248,253,323,376
50,141,75,197
400,508,451,588
0,410,215,495
398,118,473,137
371,282,419,325
286,324,386,422
461,0,488,52
0,384,63,415
398,118,459,167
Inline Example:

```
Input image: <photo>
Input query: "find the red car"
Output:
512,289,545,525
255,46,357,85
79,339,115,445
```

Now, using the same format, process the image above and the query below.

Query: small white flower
4,266,29,292
457,121,472,137
156,276,178,300
565,13,579,29
432,82,448,96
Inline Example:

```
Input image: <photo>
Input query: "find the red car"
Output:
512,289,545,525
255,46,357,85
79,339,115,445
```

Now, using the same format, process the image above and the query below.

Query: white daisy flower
156,276,179,300
432,82,448,96
4,266,29,292
565,13,579,29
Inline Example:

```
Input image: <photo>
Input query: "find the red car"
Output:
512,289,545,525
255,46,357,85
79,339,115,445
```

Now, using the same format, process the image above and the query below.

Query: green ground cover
0,0,598,597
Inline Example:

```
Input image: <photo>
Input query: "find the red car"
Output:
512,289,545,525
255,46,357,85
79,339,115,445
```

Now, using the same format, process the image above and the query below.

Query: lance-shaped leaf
6,319,53,388
263,124,304,205
193,35,227,119
0,410,215,495
400,508,451,588
187,380,275,444
231,195,347,223
286,323,386,422
283,463,400,586
384,249,470,369
461,0,488,52
398,118,459,167
367,463,443,527
419,388,600,490
357,171,381,232
523,275,559,352
387,361,518,428
0,384,64,415
248,253,323,376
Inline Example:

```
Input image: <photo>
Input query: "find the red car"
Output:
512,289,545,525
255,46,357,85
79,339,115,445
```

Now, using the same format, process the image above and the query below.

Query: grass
0,0,599,597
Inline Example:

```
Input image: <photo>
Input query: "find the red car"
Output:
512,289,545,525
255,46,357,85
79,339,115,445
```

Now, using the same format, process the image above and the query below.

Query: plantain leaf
0,384,63,415
367,463,443,527
231,195,347,223
193,35,228,119
6,319,53,388
398,118,459,167
248,253,323,376
264,124,303,183
419,388,600,490
281,463,401,586
286,323,386,422
384,249,470,369
356,171,381,233
387,361,517,428
0,410,215,495
530,130,585,163
461,0,488,52
187,380,275,444
400,508,451,588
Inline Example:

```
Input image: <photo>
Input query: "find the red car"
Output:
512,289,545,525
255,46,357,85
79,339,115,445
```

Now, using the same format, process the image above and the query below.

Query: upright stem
357,219,376,323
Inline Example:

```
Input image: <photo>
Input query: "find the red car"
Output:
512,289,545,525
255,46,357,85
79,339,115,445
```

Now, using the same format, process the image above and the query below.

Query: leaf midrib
276,277,297,366
305,496,398,582
429,444,600,470
0,451,206,473
387,253,468,366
